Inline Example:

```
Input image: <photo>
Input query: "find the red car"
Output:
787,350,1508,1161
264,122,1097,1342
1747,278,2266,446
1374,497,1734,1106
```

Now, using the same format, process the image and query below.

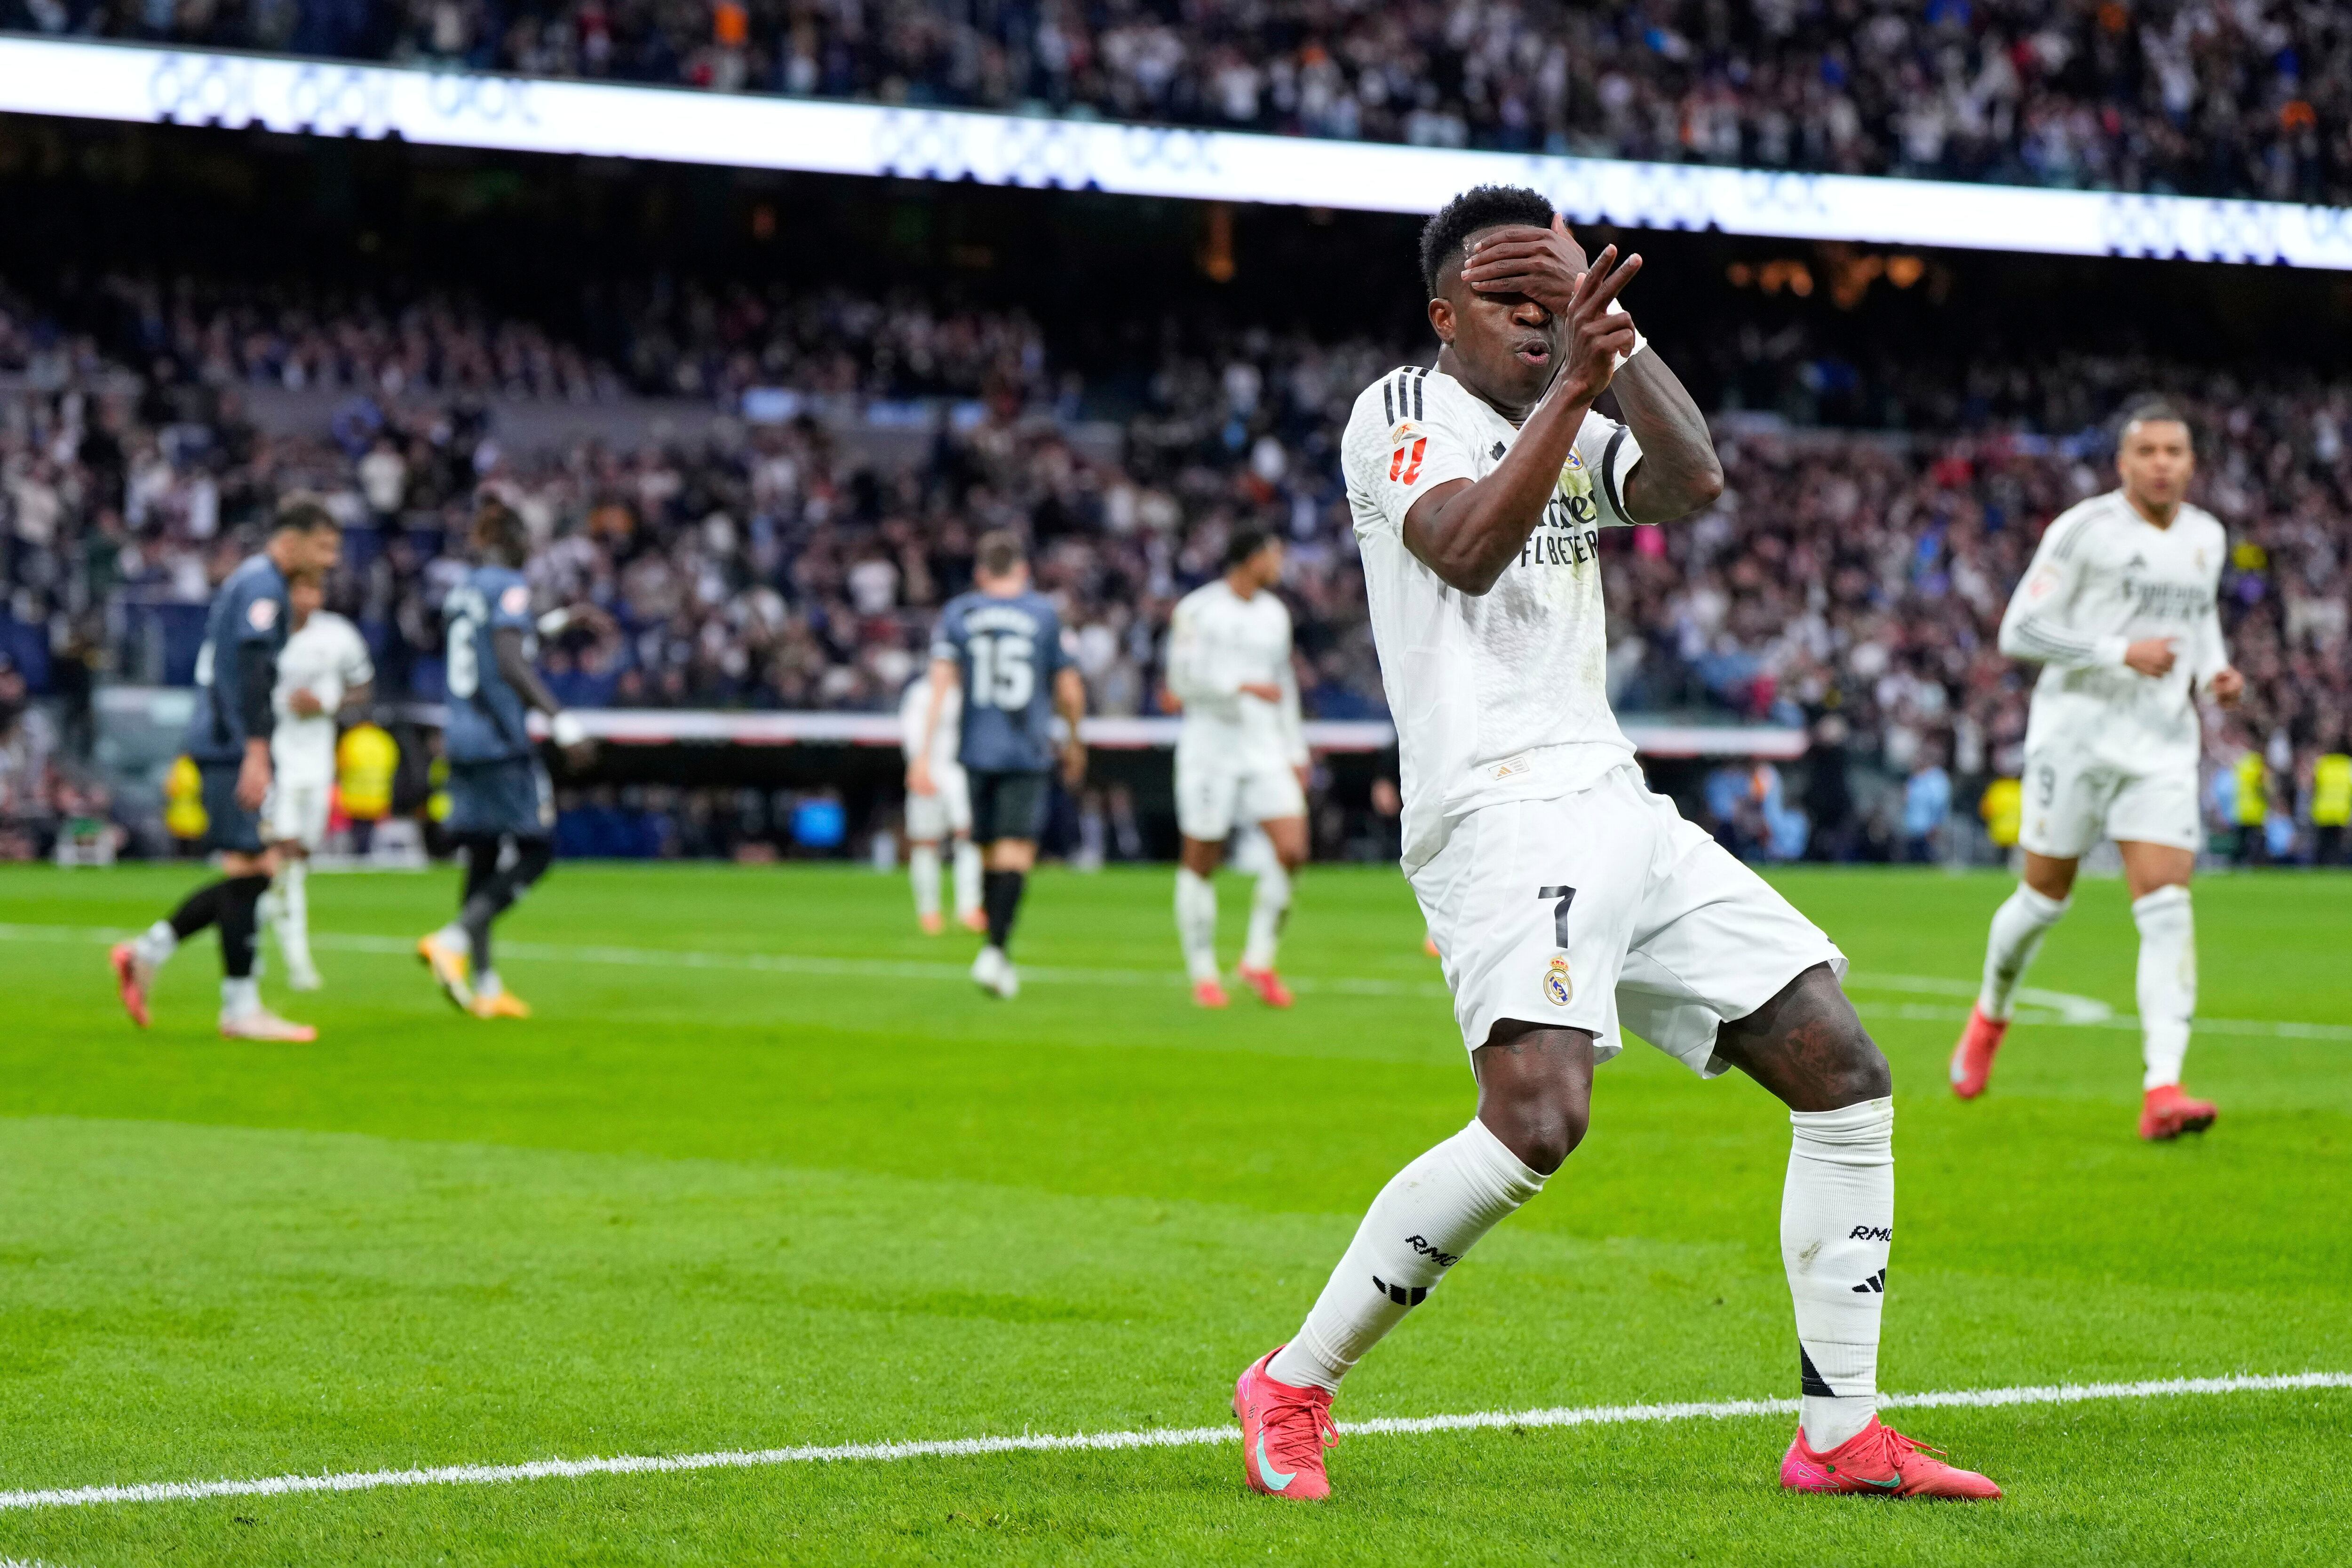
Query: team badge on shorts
1544,955,1573,1006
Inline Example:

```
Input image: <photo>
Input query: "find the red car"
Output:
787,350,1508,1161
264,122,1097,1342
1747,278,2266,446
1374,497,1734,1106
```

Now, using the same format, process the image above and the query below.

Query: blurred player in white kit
1952,402,2242,1140
1166,527,1309,1008
265,570,374,989
900,666,984,935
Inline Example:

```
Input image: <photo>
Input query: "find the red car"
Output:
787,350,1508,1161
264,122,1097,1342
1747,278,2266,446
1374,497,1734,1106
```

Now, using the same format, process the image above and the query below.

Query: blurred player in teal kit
417,501,596,1019
908,529,1087,1000
112,498,344,1041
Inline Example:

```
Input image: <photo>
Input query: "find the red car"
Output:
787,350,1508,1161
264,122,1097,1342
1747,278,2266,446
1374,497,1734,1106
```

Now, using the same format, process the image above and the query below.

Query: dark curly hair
1419,185,1556,297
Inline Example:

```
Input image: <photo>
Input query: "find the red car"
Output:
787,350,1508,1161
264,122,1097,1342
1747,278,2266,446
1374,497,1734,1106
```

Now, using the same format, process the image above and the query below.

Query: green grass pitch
0,860,2347,1565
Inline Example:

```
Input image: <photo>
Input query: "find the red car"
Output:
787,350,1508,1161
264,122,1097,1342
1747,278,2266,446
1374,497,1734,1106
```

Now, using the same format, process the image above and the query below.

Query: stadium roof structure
4,35,2349,270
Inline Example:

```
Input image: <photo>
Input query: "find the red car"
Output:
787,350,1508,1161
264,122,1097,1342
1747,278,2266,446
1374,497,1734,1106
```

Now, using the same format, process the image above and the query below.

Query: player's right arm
486,581,592,766
1400,250,1639,595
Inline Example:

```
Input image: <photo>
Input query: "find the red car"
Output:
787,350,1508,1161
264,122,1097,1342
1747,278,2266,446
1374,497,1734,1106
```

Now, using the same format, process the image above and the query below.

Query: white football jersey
899,670,964,777
1342,363,1644,872
1999,489,2228,775
1166,578,1306,770
272,610,373,787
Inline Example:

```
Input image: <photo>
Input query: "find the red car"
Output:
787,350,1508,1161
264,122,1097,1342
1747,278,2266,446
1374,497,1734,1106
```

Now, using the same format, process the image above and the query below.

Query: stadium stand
7,0,2343,203
2,264,2346,862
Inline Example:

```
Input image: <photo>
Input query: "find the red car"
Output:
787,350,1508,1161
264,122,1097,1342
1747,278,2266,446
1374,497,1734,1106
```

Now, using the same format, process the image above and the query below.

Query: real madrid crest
1544,955,1573,1006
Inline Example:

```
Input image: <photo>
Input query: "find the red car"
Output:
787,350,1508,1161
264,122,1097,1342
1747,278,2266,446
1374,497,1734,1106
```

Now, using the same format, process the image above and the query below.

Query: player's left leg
1622,790,1997,1499
421,831,498,1010
945,770,985,932
2118,839,2213,1140
267,785,329,991
1237,813,1307,1008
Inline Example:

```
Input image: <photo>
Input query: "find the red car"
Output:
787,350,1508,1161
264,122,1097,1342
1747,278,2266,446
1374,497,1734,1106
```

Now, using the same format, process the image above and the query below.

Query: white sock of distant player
1267,1117,1546,1392
909,843,943,920
435,919,473,966
477,969,504,999
1783,1097,1894,1451
952,840,982,923
220,975,261,1019
1242,861,1290,972
273,860,316,978
1174,867,1220,984
2132,886,2195,1090
1978,883,2069,1019
132,919,179,971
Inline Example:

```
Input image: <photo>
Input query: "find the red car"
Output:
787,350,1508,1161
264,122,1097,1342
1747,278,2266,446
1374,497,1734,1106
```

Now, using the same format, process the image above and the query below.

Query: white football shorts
1411,764,1845,1075
265,779,333,852
1175,747,1306,842
905,764,972,842
2018,743,2201,859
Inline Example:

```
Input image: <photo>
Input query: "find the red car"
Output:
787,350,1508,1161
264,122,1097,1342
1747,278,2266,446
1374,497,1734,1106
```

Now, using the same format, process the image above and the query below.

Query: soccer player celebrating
900,663,984,935
111,497,343,1041
1232,187,1998,1504
417,501,594,1019
1952,404,2241,1140
1166,526,1310,1008
263,569,375,990
911,530,1086,1000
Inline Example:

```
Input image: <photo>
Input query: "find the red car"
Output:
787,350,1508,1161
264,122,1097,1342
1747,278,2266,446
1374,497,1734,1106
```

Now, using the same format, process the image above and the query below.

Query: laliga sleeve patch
246,597,279,631
1544,955,1574,1005
500,584,532,616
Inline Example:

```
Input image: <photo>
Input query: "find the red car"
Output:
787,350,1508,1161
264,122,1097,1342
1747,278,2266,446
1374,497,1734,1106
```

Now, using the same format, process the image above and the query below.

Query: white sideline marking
5,922,2347,1041
0,1371,2343,1514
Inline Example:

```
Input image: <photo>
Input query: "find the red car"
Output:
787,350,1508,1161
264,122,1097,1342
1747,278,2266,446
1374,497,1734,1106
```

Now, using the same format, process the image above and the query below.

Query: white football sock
477,968,504,998
273,860,316,977
1785,1097,1893,1452
133,918,179,970
220,976,261,1018
952,840,982,921
2132,885,2195,1090
436,920,472,964
909,843,943,918
1978,883,2069,1019
1175,867,1221,984
1242,861,1291,971
1268,1117,1546,1392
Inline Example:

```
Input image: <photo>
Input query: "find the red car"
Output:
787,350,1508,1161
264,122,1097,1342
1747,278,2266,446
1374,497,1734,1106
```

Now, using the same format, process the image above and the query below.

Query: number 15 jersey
931,588,1070,773
1342,363,1645,874
441,565,536,764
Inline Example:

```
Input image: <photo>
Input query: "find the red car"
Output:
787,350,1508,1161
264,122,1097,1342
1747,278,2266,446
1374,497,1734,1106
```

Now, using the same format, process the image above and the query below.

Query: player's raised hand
1459,215,1589,315
1557,245,1644,404
2123,637,2178,678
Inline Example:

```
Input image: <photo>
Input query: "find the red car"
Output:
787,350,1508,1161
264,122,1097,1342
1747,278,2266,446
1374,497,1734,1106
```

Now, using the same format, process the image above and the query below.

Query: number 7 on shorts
1538,885,1576,947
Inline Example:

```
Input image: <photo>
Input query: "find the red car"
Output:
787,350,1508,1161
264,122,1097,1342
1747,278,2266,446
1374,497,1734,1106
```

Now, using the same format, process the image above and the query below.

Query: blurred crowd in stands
3,269,2349,864
9,0,2345,204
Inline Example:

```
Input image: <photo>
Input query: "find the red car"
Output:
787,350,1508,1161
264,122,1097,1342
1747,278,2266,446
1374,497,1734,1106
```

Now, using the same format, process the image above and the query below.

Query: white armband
549,710,588,748
1607,298,1649,369
536,608,576,637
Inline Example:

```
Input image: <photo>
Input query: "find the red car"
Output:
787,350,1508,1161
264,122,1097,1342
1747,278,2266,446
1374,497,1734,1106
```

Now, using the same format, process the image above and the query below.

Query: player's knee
1505,1092,1588,1175
1825,1032,1893,1106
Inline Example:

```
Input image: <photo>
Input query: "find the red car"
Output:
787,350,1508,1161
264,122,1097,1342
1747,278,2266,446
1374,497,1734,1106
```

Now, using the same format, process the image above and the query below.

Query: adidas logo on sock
1851,1269,1886,1295
1371,1274,1429,1308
